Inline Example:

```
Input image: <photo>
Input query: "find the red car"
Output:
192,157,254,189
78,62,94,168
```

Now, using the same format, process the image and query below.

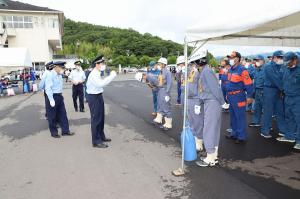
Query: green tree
139,55,151,67
112,55,127,66
167,55,177,65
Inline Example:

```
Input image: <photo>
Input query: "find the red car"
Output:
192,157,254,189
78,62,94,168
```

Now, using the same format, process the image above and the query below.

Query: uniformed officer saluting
86,55,117,148
69,61,86,112
45,61,74,138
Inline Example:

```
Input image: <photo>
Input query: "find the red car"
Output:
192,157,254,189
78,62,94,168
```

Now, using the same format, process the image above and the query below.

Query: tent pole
172,37,189,176
181,36,189,171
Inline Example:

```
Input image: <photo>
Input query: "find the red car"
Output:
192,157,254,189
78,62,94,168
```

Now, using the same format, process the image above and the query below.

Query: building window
33,62,46,71
48,18,58,29
24,16,33,28
0,15,33,29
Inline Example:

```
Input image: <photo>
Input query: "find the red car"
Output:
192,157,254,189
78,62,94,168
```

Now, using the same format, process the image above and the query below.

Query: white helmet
189,49,207,63
176,56,185,65
157,57,168,65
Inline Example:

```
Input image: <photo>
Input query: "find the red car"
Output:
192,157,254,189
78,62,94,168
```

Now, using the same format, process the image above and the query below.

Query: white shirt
69,69,86,84
86,69,116,94
65,70,71,76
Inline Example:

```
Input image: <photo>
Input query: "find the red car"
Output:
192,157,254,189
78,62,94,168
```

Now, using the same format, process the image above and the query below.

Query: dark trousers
45,94,70,136
177,82,181,104
44,92,48,118
72,84,84,111
87,93,106,145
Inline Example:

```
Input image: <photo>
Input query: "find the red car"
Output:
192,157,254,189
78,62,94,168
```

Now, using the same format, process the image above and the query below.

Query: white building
0,0,64,70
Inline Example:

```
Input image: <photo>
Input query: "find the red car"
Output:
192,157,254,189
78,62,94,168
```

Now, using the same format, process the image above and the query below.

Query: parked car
138,67,148,72
128,67,138,73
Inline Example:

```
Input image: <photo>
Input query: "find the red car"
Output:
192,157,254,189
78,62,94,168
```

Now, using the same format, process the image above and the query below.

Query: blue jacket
283,63,300,97
253,66,265,89
264,61,285,90
30,71,36,81
247,64,256,79
219,67,229,88
147,68,161,92
226,64,254,98
146,67,172,94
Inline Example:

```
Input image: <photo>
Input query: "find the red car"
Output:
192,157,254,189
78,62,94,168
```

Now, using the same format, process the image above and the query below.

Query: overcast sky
19,0,299,56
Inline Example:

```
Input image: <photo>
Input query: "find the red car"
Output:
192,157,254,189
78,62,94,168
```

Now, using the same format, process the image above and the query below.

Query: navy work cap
283,52,298,64
149,61,156,67
254,55,264,60
273,50,284,57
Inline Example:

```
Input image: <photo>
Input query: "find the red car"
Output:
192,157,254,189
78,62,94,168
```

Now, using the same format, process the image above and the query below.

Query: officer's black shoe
235,139,246,144
62,132,75,136
75,109,78,112
80,109,85,112
103,138,112,142
51,134,61,138
225,134,237,140
93,143,108,148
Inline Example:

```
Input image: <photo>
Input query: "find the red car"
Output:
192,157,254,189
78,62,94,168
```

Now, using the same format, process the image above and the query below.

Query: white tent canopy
0,47,32,67
177,0,300,175
186,0,300,47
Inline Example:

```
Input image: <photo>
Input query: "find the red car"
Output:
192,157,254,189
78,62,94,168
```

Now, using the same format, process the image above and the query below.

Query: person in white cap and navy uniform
69,61,86,112
45,61,74,138
86,55,117,148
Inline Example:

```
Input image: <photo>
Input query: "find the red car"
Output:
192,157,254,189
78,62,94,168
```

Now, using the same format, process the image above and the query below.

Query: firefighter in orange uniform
225,51,254,144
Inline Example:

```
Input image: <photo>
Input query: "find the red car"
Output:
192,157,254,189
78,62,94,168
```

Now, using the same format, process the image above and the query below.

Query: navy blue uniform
86,68,116,145
282,61,300,143
45,70,71,136
252,65,265,124
261,61,287,136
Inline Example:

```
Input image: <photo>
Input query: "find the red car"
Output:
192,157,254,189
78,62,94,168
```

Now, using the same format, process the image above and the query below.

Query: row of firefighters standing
142,51,225,167
143,50,300,167
219,50,300,151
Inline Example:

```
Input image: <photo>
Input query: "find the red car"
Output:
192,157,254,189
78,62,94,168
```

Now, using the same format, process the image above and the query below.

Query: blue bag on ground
181,126,197,161
23,83,29,93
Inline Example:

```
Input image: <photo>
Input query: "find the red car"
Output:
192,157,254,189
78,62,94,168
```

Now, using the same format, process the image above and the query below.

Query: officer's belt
53,93,62,96
88,93,102,96
73,83,83,86
228,90,242,95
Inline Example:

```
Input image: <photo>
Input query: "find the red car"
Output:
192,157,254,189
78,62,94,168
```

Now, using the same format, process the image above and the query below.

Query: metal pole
181,36,189,171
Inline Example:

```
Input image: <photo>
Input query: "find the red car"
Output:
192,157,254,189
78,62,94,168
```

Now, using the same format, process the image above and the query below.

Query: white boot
153,113,163,124
194,137,203,152
162,117,172,129
200,147,219,163
213,146,219,164
196,153,216,167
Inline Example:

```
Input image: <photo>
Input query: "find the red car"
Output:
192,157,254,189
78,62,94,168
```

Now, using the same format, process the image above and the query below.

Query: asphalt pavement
0,74,299,199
